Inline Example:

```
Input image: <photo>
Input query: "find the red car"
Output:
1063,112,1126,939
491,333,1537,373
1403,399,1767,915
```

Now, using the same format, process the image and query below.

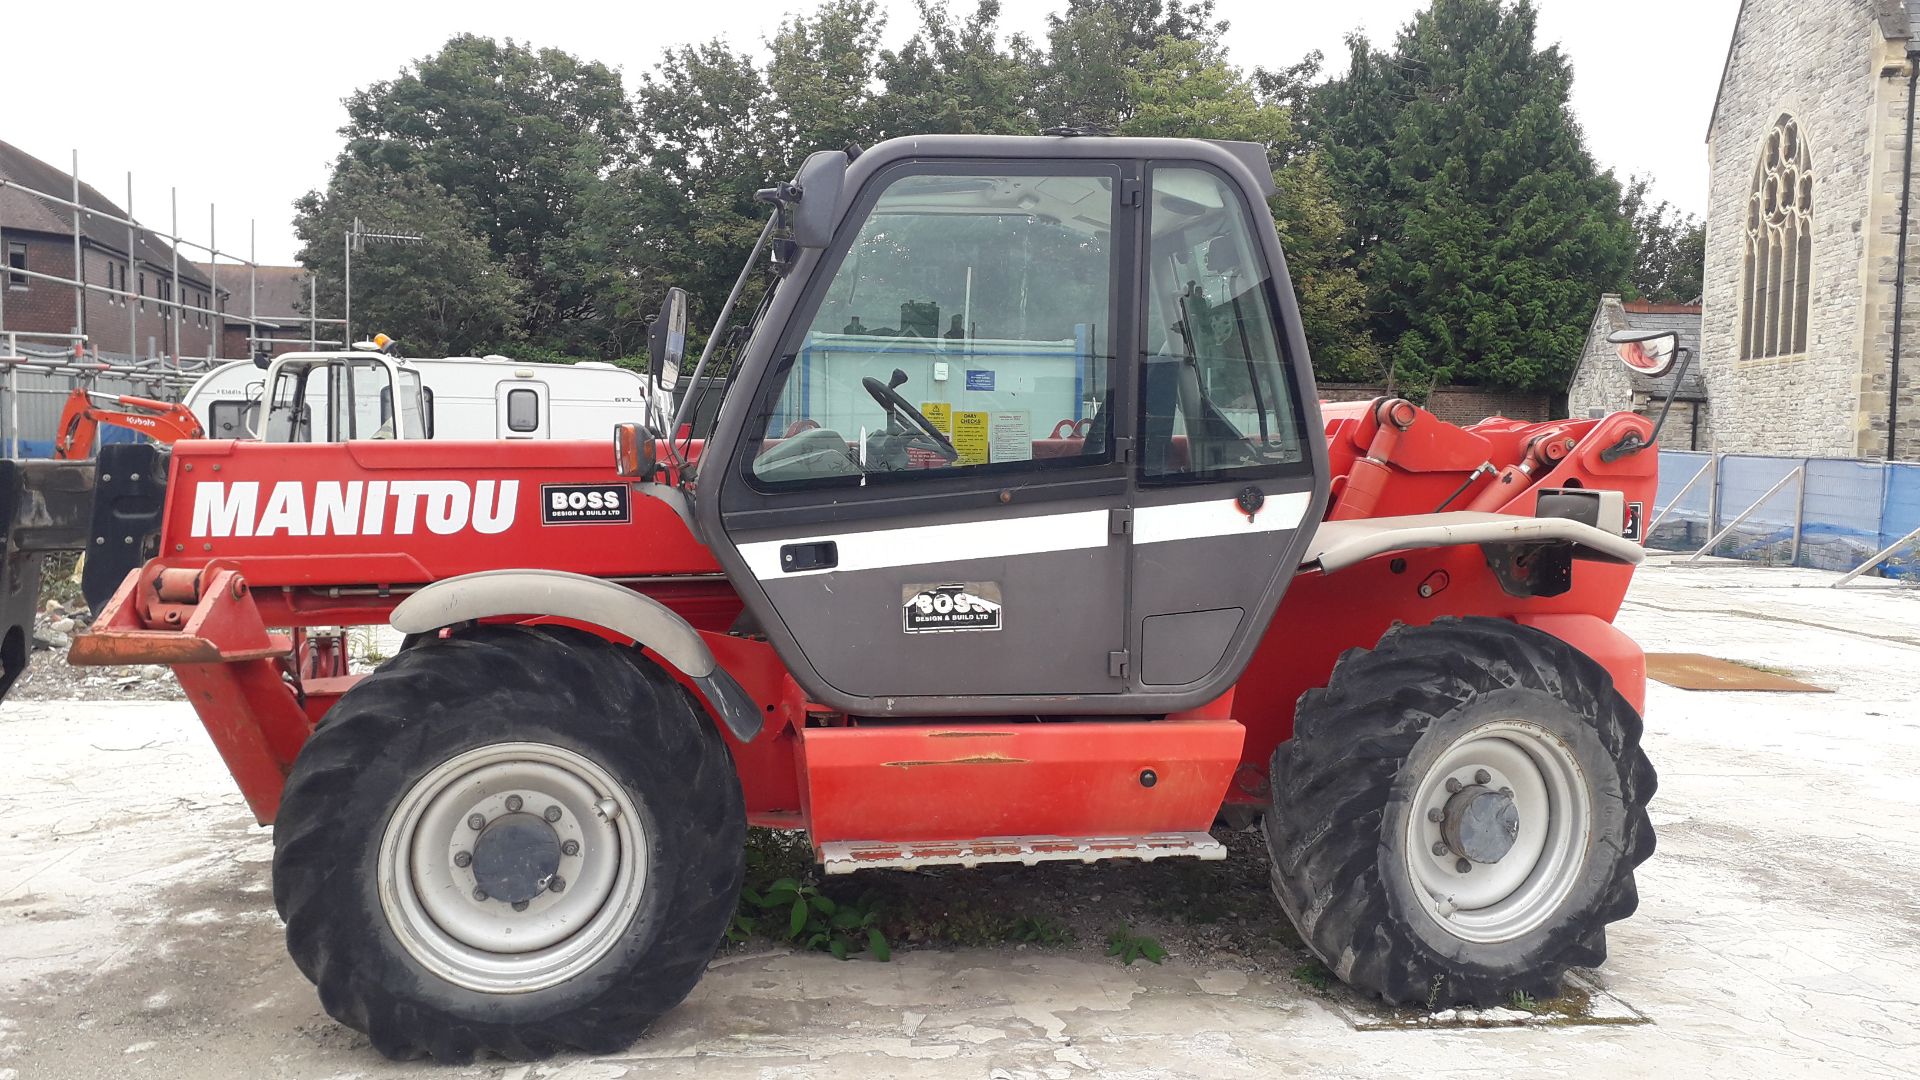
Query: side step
819,831,1226,874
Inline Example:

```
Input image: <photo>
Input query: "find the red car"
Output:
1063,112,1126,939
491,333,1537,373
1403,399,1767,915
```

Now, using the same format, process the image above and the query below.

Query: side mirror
1606,328,1681,379
253,349,271,370
650,287,689,394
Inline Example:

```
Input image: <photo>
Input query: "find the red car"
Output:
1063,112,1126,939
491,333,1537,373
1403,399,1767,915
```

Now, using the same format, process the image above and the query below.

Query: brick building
0,140,217,361
197,262,317,359
1567,295,1711,451
1704,0,1920,460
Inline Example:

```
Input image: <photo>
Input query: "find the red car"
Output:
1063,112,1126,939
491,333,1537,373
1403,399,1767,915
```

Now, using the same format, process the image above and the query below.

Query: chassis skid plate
820,832,1227,873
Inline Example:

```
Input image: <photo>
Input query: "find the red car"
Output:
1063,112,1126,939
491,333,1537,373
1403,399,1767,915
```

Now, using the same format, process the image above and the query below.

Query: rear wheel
1264,616,1656,1007
273,624,745,1062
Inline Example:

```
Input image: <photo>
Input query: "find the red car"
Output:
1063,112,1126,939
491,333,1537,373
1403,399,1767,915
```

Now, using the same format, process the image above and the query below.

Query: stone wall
1568,311,1638,421
1703,0,1920,460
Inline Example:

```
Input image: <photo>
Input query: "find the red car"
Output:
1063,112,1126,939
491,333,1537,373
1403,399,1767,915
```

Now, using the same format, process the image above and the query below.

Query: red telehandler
56,135,1657,1062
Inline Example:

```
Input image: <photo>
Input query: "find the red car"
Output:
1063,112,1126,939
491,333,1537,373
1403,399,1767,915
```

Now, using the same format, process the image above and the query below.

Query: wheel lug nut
1427,808,1444,823
473,887,489,901
561,839,580,856
468,813,486,831
512,900,529,912
549,876,566,893
1445,778,1462,794
544,805,562,823
1432,841,1450,856
454,851,472,868
506,794,524,813
1474,769,1491,786
1455,858,1471,874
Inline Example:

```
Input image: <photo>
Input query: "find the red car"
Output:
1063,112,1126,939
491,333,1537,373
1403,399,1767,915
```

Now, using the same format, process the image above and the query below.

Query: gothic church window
1741,114,1812,360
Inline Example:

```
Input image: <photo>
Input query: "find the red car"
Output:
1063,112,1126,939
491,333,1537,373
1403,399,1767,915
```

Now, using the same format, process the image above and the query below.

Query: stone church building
1705,0,1920,460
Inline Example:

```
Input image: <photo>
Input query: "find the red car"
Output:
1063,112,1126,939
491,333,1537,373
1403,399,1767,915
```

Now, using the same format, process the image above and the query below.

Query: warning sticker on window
902,582,1003,633
541,483,631,525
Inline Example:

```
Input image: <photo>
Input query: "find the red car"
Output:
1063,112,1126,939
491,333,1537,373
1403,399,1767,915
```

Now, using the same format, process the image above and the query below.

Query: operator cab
649,136,1329,717
247,338,431,443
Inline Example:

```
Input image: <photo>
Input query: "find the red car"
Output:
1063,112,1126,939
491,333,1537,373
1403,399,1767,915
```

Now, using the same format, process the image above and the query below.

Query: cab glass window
1140,166,1305,482
328,359,402,440
263,367,315,442
748,168,1119,487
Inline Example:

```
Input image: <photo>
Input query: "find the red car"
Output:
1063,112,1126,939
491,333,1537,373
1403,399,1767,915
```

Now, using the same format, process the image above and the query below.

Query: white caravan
181,350,660,443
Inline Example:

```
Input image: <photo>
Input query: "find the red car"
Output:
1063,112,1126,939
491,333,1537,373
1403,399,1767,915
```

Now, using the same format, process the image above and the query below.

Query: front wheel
272,624,745,1062
1265,616,1656,1007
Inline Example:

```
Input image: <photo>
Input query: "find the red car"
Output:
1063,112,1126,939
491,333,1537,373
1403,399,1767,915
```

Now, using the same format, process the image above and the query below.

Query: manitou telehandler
60,135,1658,1062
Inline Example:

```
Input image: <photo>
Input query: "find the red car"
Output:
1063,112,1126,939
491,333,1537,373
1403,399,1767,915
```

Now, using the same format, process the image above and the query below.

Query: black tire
272,624,745,1062
1264,616,1656,1007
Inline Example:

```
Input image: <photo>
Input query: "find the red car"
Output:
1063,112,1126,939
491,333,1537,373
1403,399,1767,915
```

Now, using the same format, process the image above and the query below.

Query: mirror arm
669,210,779,466
1646,346,1692,449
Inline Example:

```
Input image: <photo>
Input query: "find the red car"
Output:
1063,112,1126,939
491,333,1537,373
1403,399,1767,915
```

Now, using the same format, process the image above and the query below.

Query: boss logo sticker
903,582,1003,633
1624,501,1645,541
541,483,630,525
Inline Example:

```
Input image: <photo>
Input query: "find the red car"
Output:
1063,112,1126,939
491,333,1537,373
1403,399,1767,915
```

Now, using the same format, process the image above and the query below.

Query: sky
0,0,1739,266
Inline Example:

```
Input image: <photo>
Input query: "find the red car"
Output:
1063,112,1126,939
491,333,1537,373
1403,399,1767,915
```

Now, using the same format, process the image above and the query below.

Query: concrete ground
2,560,1918,1079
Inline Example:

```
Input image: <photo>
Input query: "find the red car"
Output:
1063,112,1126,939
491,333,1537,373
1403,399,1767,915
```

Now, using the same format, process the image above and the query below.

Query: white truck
183,349,661,443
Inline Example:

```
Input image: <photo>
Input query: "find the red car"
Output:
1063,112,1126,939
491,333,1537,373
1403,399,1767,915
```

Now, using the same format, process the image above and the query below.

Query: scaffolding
0,149,346,456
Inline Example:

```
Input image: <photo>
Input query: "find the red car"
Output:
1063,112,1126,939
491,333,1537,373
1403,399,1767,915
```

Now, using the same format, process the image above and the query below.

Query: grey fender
390,569,762,742
1300,512,1646,575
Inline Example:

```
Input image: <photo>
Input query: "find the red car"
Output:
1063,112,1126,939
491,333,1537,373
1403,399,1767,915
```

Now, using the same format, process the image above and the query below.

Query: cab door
704,160,1140,713
1125,163,1322,696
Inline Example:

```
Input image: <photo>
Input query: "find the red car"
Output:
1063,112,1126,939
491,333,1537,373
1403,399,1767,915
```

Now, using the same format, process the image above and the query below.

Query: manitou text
189,480,520,538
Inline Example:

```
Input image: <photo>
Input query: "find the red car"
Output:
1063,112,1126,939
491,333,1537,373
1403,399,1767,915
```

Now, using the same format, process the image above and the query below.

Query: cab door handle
780,541,838,572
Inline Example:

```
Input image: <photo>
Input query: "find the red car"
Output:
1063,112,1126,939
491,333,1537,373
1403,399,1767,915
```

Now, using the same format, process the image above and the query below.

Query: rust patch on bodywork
882,753,1029,769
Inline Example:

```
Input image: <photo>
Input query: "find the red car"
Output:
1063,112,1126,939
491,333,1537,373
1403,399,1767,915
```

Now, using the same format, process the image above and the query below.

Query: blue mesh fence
1648,450,1920,580
1646,451,1712,553
1883,463,1920,580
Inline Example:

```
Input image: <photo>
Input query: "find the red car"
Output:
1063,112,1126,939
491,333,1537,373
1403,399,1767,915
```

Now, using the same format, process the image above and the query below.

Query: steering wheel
862,374,958,462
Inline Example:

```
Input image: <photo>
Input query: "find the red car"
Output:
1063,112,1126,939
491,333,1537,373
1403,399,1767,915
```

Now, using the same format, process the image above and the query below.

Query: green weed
1105,926,1167,966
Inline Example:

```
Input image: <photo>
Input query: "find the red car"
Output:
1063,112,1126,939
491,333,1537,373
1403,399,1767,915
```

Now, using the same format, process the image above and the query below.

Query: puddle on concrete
1325,971,1649,1031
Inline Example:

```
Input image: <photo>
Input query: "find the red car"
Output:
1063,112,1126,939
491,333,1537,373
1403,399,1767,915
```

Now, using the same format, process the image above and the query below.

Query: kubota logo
190,480,519,538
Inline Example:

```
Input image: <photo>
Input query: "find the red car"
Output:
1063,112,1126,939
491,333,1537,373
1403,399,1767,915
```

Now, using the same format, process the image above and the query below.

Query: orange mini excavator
51,386,203,460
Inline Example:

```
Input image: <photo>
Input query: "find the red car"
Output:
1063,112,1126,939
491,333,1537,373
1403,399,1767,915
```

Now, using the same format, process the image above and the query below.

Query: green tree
1032,0,1223,131
292,163,523,356
765,0,889,152
1314,0,1636,393
629,38,782,335
875,0,1039,136
1622,175,1705,304
1122,37,1380,381
337,35,638,345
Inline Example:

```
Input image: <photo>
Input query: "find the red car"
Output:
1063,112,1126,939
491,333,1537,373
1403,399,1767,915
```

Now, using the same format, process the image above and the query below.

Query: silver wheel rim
1403,719,1592,944
377,742,648,993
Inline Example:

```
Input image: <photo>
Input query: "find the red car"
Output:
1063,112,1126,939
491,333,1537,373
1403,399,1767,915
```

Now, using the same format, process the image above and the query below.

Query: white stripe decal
741,509,1109,579
742,493,1309,579
1134,491,1309,545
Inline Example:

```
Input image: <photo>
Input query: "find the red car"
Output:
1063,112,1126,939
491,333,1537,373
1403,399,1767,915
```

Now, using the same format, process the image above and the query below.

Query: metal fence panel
1881,463,1920,580
1648,450,1713,552
1704,455,1805,563
1799,457,1887,573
